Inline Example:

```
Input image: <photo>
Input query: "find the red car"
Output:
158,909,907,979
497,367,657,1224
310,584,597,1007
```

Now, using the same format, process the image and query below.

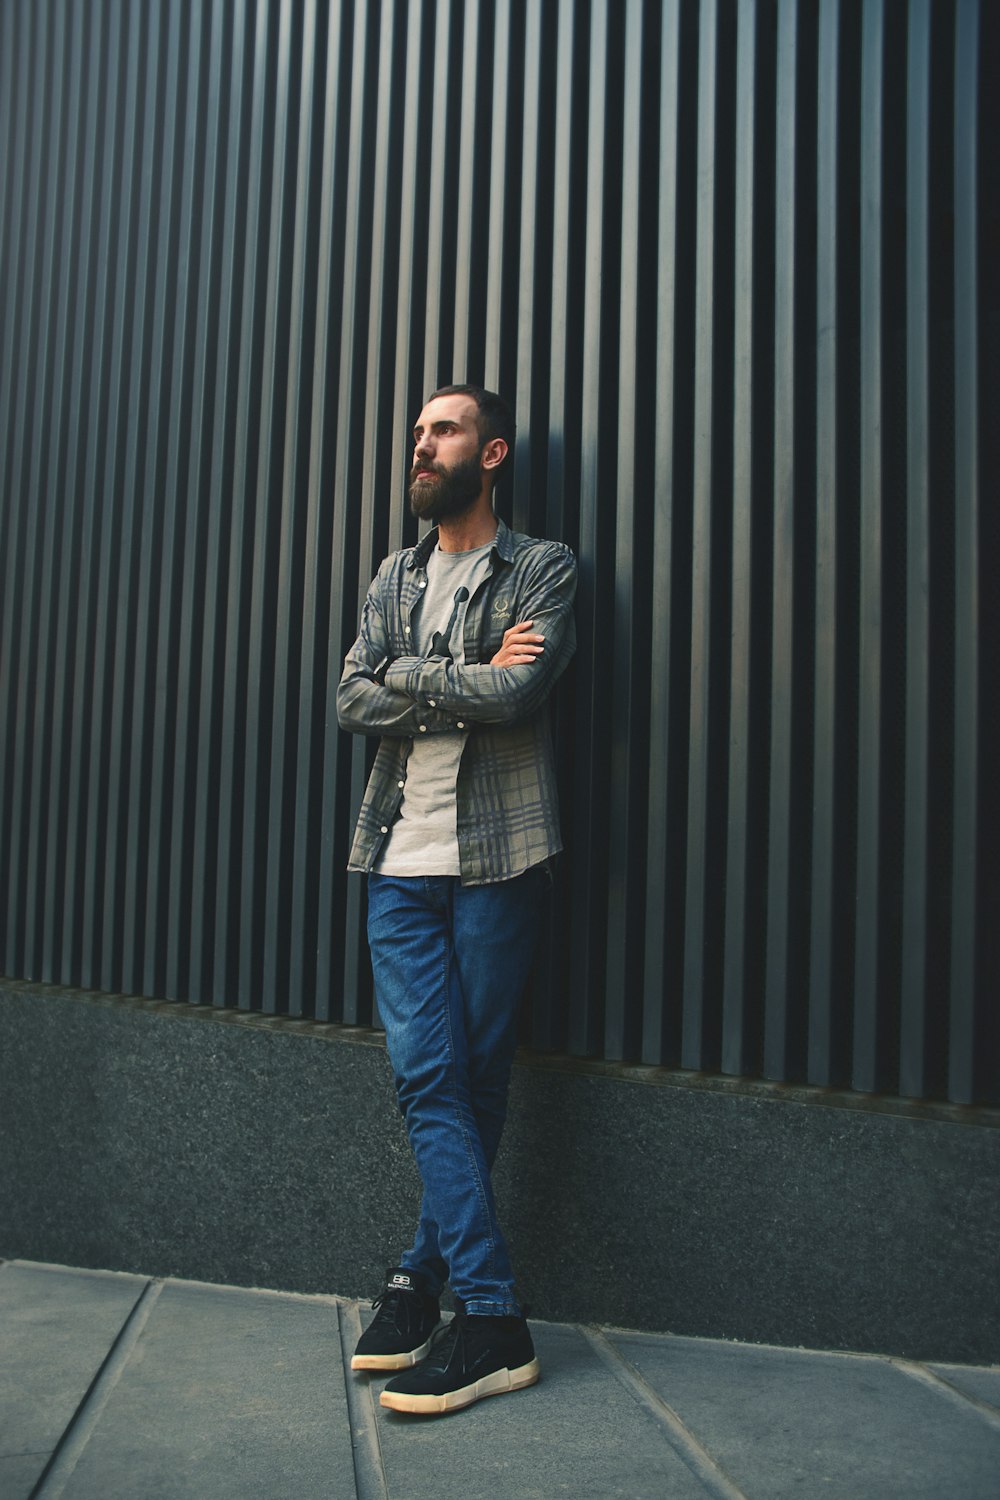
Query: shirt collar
407,514,513,570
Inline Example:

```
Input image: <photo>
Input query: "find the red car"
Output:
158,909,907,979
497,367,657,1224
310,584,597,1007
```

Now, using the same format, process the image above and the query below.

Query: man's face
408,395,485,523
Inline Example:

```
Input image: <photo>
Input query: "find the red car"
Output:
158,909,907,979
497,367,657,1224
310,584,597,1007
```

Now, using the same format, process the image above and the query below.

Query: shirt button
457,721,465,729
397,780,404,788
419,724,427,733
419,580,426,589
404,625,410,634
428,699,436,707
380,825,388,834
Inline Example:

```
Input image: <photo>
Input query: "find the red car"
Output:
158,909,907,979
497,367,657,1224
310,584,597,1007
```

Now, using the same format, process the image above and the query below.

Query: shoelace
423,1309,529,1374
371,1287,421,1335
421,1312,467,1373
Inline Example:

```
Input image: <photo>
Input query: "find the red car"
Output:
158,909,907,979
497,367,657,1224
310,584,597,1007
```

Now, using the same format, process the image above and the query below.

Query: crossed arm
336,546,577,735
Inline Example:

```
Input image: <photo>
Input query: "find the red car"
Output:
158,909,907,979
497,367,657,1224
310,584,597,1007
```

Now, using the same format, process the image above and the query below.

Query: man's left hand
491,620,545,667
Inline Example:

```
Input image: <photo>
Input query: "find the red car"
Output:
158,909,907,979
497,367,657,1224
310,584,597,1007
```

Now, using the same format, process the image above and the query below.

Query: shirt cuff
385,658,469,731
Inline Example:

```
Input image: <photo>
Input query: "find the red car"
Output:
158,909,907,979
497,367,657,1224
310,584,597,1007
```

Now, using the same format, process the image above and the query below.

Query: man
336,385,576,1415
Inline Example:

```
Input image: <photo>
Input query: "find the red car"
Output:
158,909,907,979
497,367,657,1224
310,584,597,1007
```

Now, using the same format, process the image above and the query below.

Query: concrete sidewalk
2,1261,998,1500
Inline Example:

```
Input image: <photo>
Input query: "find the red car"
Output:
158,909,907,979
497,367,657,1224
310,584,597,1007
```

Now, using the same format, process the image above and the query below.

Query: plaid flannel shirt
337,517,577,884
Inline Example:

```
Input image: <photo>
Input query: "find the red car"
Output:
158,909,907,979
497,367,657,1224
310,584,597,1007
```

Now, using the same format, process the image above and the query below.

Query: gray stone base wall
1,981,997,1364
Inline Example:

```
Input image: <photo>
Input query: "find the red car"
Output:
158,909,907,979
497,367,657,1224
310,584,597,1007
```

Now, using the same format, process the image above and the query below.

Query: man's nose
414,434,433,461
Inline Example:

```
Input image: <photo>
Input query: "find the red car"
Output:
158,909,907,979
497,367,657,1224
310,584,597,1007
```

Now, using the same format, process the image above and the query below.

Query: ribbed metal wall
1,0,996,1104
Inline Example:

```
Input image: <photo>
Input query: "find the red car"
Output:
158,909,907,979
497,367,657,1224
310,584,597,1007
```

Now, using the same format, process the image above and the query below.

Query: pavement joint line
28,1278,163,1500
580,1326,750,1500
152,1270,343,1306
340,1299,390,1500
886,1357,1000,1432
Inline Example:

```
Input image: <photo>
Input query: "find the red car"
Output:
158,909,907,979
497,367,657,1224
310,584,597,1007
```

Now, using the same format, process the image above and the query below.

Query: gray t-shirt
373,539,494,876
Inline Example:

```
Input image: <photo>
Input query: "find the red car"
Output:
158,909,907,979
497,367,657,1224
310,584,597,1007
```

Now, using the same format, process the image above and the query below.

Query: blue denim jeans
366,870,544,1316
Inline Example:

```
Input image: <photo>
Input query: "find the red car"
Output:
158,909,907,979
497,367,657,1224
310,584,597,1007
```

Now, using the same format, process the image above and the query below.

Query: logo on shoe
391,1274,413,1289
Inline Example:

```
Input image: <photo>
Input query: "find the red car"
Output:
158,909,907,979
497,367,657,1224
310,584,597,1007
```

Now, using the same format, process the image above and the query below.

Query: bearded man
336,385,577,1415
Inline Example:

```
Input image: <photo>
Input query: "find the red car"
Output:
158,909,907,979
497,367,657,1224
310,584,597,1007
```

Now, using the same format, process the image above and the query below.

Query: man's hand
491,620,545,667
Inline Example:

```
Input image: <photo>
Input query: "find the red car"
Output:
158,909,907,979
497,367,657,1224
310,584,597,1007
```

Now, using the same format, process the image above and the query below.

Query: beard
408,451,483,522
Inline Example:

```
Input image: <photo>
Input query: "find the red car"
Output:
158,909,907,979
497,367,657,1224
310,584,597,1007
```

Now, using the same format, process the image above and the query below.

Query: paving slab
367,1319,714,1500
53,1279,356,1500
0,1261,147,1500
608,1331,1000,1500
1,1451,56,1500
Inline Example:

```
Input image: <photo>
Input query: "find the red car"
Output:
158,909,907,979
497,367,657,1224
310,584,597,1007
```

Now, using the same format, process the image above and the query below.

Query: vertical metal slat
19,2,71,978
0,0,21,346
119,3,186,992
165,1,229,1003
422,0,453,392
722,0,757,1076
3,1,52,974
311,0,356,1022
142,7,207,1000
568,0,609,1057
483,0,513,391
332,0,374,1026
0,1,33,594
948,0,981,1104
34,0,84,986
213,0,272,1008
188,0,248,1006
605,0,644,1062
852,0,885,1092
80,2,144,991
542,0,576,556
98,2,161,994
262,0,321,1014
74,4,129,988
346,0,404,1026
238,0,296,1011
899,0,932,1098
53,2,110,983
642,0,682,1065
451,0,484,380
682,0,720,1070
534,0,578,1052
513,0,543,523
808,0,841,1084
763,0,798,1080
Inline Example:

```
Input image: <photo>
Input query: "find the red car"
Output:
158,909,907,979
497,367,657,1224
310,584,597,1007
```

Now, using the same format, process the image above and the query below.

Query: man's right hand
491,620,545,667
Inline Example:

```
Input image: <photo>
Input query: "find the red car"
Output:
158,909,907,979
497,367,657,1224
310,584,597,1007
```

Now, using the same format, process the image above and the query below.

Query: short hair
428,384,515,478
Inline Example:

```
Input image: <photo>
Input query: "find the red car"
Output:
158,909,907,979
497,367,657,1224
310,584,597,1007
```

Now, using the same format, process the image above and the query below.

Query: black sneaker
379,1304,540,1414
351,1268,444,1371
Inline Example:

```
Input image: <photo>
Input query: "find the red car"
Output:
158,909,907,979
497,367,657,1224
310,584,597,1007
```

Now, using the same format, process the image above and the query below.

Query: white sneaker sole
379,1358,541,1414
351,1325,444,1371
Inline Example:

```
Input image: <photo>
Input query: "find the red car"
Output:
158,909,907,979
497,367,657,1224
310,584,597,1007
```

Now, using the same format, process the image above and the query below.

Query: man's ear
481,437,508,473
